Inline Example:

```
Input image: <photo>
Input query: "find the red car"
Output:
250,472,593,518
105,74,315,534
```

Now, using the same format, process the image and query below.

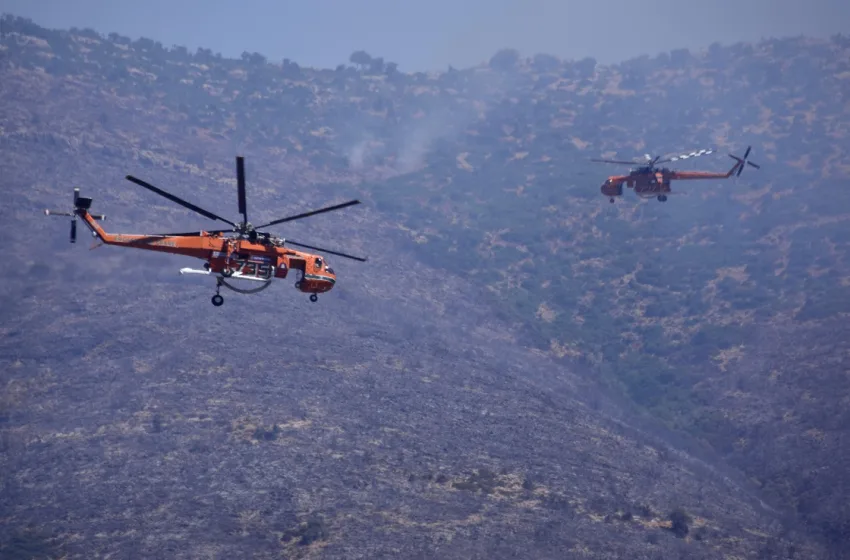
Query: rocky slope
1,14,848,558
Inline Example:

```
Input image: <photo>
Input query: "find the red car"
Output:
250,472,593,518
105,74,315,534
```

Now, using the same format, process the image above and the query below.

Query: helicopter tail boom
45,188,218,258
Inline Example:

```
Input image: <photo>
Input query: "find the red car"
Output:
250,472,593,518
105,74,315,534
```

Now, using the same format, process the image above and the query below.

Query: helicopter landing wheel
221,268,234,277
309,294,318,303
657,195,668,202
211,294,224,307
609,198,615,203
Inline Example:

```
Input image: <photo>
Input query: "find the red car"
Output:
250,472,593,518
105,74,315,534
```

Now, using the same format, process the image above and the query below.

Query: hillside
1,14,849,558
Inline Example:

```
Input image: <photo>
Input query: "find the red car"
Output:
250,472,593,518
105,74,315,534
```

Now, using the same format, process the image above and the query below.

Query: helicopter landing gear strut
211,278,224,306
294,279,318,302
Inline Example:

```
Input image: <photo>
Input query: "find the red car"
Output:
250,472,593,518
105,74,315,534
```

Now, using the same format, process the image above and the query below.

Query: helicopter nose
299,266,336,293
323,268,337,291
601,180,623,198
315,275,335,293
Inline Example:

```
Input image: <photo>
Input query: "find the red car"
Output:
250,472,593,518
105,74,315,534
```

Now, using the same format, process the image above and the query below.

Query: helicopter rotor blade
255,200,361,230
125,175,238,227
656,148,715,164
149,231,210,237
236,156,247,226
284,239,368,262
590,158,642,165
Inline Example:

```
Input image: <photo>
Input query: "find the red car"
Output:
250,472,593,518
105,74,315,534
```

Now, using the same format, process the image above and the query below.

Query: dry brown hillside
1,15,848,558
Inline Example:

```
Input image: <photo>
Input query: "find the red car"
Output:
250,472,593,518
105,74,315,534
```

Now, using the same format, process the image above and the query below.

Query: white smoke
346,136,373,170
338,65,524,176
395,106,456,174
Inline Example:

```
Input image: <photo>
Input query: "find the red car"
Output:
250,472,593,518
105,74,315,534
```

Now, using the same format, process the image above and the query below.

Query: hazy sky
1,0,848,70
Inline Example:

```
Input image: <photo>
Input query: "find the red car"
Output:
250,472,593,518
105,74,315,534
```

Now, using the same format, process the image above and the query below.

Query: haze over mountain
1,12,849,560
2,0,848,70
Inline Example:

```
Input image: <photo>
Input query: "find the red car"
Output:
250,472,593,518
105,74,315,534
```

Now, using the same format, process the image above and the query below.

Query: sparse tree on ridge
489,48,520,71
349,50,372,69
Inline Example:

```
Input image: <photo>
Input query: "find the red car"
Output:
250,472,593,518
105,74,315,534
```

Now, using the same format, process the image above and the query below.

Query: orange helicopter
595,146,760,203
44,156,367,306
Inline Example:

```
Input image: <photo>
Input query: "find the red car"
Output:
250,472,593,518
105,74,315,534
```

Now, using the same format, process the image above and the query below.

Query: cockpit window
326,267,334,275
315,257,323,268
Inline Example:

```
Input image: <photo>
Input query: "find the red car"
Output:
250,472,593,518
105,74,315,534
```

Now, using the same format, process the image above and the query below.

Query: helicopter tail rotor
44,188,105,243
729,146,760,177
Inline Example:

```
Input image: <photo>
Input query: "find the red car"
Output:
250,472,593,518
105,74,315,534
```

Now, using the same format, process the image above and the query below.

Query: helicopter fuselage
600,155,752,203
601,167,673,201
594,146,758,204
78,208,336,296
45,155,366,307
